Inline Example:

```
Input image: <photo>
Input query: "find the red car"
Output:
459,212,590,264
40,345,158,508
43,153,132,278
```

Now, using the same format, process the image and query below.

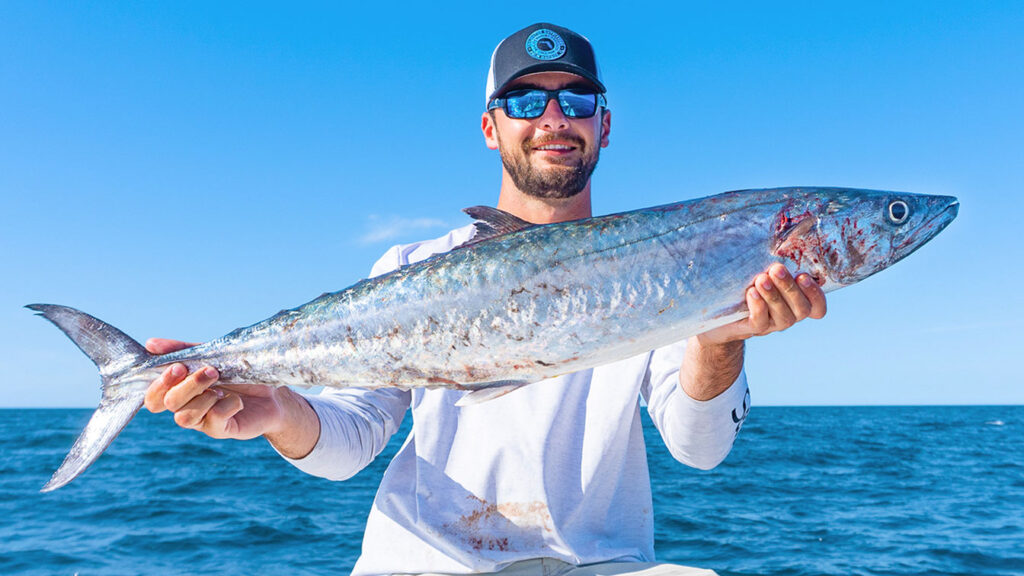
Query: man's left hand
679,263,827,401
699,263,827,346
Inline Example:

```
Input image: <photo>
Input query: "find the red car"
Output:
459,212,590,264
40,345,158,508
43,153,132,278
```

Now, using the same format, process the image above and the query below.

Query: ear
481,111,500,150
600,108,611,148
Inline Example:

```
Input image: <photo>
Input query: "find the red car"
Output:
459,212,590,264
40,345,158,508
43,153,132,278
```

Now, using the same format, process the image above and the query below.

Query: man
144,23,825,575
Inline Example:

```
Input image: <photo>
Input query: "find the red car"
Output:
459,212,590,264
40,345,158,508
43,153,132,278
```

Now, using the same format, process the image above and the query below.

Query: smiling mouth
532,143,576,153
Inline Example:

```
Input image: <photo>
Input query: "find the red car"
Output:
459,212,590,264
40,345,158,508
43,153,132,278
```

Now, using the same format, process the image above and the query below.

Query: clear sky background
2,2,1021,408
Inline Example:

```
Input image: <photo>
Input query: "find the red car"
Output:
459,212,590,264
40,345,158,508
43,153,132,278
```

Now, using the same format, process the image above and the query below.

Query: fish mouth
890,196,959,263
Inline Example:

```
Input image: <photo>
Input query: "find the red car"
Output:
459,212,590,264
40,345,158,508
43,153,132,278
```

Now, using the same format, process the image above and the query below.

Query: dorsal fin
458,206,534,248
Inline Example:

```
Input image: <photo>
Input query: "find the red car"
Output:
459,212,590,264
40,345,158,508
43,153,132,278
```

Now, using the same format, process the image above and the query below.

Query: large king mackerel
30,187,958,491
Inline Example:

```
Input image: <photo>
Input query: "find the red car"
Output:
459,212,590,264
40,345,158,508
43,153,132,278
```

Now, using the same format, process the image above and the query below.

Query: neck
495,171,593,224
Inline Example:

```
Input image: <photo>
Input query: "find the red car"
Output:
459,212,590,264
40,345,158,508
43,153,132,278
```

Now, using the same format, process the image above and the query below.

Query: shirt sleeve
274,242,413,480
276,387,410,481
641,339,751,471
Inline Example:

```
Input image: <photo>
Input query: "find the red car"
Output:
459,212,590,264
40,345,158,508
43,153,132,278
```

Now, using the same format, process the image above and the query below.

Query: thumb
145,338,200,355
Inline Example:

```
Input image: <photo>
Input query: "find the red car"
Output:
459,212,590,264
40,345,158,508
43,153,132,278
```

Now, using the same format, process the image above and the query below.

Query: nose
537,98,568,131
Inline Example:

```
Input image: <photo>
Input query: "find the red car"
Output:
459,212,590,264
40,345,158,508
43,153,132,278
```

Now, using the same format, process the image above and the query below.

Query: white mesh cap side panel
485,42,501,107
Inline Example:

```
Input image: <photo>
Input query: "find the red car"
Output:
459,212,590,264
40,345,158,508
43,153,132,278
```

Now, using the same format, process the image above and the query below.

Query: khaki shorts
405,558,719,576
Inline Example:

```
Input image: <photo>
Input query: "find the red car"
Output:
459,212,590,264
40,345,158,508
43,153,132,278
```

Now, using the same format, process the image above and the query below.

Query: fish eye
888,200,909,225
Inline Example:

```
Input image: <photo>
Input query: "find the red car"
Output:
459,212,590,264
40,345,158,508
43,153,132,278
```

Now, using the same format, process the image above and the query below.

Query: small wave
8,406,1024,576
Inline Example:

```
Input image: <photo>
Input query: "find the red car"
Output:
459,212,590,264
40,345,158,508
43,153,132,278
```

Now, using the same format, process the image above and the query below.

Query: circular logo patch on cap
525,29,566,61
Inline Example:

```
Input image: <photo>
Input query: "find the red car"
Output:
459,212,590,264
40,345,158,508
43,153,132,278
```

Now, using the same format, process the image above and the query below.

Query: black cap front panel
486,23,605,105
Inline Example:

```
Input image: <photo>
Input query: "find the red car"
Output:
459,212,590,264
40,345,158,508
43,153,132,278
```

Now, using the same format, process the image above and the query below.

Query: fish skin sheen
28,187,959,491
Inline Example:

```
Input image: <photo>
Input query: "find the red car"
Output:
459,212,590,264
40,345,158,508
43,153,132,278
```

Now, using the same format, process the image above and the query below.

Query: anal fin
455,380,533,407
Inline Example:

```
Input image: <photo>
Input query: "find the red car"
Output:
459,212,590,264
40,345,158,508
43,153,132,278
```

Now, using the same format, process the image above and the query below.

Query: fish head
771,188,959,289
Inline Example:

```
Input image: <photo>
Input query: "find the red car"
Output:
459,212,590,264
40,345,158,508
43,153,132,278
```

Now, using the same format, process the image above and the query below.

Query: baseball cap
485,23,605,107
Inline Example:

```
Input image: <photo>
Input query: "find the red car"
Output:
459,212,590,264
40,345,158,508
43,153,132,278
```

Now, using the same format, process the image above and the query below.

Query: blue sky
2,2,1021,407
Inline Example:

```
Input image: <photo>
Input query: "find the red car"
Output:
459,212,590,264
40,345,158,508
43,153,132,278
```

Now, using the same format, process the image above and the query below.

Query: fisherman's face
483,71,611,199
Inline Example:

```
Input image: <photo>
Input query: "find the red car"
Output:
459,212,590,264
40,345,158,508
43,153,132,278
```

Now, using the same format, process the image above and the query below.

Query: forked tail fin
27,304,153,492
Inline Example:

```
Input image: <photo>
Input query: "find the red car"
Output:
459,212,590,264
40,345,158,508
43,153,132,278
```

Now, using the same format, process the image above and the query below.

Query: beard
497,132,601,199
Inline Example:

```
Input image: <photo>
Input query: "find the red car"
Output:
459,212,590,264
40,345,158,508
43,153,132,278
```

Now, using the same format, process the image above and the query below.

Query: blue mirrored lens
505,90,549,118
557,90,597,118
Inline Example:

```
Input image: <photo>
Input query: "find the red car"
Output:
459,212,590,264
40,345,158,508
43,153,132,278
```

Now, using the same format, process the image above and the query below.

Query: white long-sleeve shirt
281,225,750,575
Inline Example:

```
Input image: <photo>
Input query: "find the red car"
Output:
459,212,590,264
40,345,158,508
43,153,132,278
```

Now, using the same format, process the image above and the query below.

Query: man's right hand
143,338,320,458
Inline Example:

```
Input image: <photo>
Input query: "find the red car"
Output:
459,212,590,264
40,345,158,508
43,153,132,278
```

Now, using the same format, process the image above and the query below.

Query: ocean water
1,406,1021,575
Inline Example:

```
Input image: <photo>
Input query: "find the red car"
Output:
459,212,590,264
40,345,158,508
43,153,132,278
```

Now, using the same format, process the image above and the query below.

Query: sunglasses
488,88,607,119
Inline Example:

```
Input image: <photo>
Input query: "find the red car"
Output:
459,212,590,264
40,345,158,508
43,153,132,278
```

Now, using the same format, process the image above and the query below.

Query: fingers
775,265,815,321
749,264,826,335
173,388,222,429
146,364,243,435
144,363,187,413
143,339,204,414
798,273,828,319
203,393,245,438
163,367,220,412
746,286,771,335
138,338,252,438
173,388,246,436
755,267,797,327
